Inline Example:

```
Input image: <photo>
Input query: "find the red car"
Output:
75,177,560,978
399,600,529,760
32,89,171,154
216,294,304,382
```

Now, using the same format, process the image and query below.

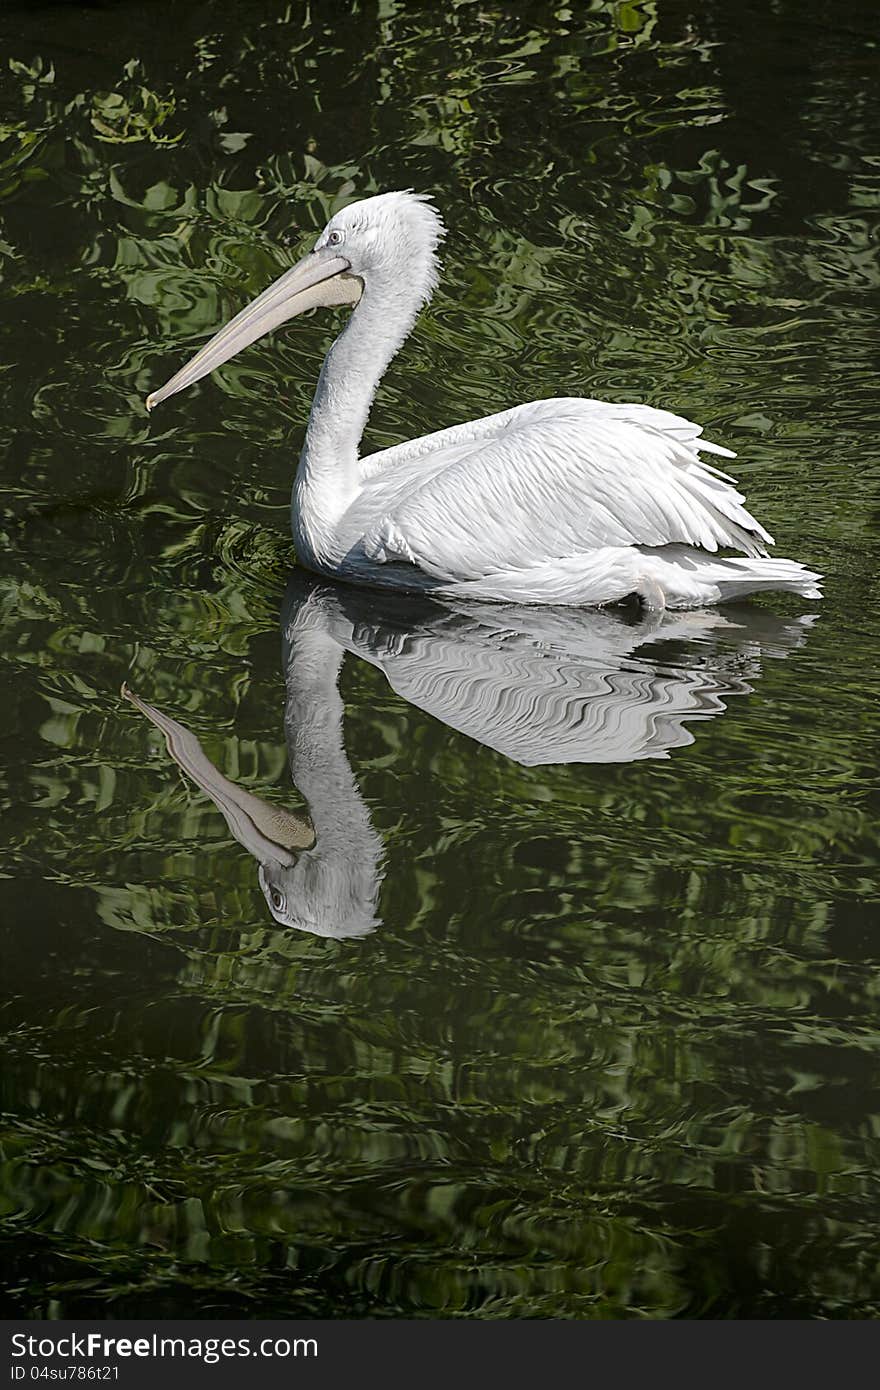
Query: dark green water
1,0,879,1319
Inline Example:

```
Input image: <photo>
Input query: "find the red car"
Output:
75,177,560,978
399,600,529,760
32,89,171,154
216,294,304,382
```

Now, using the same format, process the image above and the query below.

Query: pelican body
147,191,821,610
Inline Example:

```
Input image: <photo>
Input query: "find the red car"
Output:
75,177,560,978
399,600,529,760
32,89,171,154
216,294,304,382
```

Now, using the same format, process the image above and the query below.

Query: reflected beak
145,248,363,410
121,683,316,861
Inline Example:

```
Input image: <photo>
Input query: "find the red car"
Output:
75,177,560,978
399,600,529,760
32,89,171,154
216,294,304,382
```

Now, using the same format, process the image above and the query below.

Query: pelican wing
357,399,771,580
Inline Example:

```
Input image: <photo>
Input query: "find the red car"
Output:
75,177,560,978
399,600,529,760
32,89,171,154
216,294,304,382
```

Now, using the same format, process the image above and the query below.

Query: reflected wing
356,398,771,580
282,573,815,768
334,603,813,766
358,630,728,764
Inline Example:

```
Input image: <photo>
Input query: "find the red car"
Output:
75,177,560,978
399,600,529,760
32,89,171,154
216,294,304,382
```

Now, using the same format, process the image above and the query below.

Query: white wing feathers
356,399,772,582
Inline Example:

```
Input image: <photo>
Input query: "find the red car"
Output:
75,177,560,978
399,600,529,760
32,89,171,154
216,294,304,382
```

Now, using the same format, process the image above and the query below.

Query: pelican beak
145,248,363,410
121,683,316,862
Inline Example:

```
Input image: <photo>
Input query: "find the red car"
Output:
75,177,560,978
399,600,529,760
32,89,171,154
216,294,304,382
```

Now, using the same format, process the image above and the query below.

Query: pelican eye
326,229,343,247
269,887,285,912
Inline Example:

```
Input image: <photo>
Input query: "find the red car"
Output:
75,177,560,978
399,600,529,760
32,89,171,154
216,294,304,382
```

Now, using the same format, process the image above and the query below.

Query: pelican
146,191,822,610
122,576,815,936
121,586,385,939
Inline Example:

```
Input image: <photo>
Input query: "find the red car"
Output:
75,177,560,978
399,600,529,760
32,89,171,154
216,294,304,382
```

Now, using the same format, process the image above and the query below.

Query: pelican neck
296,275,424,492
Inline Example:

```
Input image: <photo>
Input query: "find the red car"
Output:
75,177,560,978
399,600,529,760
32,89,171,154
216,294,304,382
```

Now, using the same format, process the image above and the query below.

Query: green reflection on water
1,0,879,1319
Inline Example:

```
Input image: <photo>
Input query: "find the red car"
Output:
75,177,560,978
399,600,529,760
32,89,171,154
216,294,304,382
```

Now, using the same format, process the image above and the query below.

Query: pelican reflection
124,575,815,937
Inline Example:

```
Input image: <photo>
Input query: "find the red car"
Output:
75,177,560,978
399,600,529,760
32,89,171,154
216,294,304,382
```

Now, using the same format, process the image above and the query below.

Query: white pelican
146,191,821,610
122,594,384,938
123,577,814,936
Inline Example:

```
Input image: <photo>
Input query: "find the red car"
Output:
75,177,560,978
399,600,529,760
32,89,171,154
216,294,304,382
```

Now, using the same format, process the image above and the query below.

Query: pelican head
257,849,378,941
146,189,444,411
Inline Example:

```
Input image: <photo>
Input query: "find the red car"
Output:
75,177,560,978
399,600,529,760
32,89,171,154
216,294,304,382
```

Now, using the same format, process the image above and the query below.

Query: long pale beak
121,684,316,861
145,249,363,411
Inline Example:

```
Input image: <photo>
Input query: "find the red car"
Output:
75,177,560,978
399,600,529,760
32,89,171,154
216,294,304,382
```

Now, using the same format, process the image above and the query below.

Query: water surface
1,0,879,1318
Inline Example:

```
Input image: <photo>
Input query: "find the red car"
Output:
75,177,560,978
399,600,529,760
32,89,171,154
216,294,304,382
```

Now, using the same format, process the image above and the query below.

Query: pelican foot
637,576,667,613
